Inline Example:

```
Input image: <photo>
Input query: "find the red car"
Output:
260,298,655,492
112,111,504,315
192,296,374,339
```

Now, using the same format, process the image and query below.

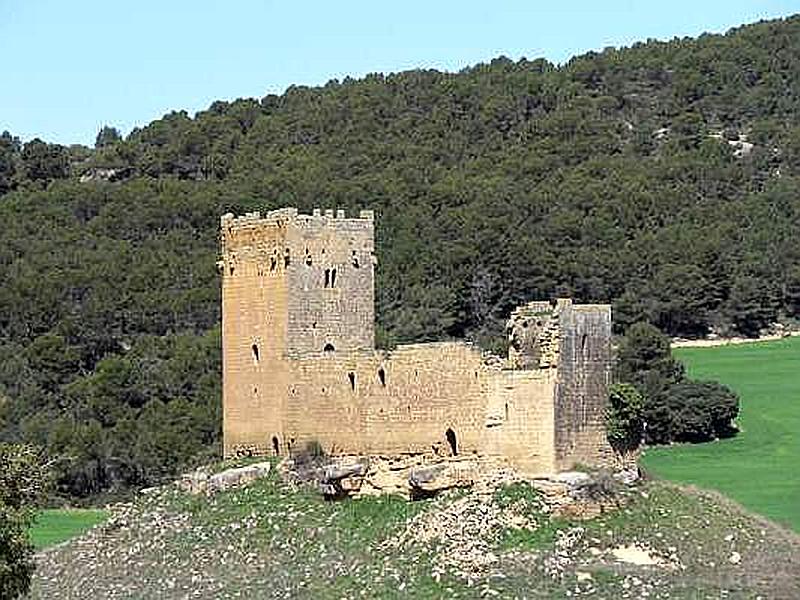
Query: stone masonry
220,207,614,476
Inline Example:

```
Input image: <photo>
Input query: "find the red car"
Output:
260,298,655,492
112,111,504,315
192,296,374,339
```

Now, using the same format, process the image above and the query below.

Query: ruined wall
507,301,556,369
280,341,559,475
220,207,613,476
553,303,614,470
283,343,492,457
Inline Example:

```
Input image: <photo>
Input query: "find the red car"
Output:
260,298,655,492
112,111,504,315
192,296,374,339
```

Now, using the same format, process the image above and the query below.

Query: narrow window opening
352,250,360,268
305,249,312,266
272,436,280,455
378,367,386,386
331,268,337,287
229,264,235,276
324,343,335,353
581,333,588,353
324,269,331,288
446,428,458,456
312,321,317,329
284,248,291,267
251,343,260,364
270,255,277,271
504,403,509,421
348,371,356,391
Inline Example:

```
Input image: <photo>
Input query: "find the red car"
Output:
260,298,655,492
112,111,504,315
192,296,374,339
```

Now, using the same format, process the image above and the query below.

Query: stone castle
220,207,613,476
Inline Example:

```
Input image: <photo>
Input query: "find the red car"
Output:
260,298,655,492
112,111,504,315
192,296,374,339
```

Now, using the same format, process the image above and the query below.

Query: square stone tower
220,207,376,454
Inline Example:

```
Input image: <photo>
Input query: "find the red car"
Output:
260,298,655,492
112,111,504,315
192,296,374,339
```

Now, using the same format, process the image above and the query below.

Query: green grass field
30,509,109,549
642,337,800,532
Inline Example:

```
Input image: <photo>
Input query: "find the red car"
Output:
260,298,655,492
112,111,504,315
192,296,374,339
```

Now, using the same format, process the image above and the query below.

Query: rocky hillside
30,464,800,599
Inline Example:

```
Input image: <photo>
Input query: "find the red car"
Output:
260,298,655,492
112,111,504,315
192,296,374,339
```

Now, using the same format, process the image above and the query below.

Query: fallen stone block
207,462,272,494
179,462,272,496
408,461,476,495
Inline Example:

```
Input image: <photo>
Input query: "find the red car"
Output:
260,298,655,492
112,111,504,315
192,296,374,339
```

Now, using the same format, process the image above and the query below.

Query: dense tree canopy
0,16,798,498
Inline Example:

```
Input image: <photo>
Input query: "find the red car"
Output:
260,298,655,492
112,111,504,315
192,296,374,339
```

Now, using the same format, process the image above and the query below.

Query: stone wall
553,303,614,470
220,212,289,456
220,207,613,476
285,209,375,356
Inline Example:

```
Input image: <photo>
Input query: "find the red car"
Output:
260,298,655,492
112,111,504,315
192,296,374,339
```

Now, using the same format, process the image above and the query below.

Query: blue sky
1,1,797,146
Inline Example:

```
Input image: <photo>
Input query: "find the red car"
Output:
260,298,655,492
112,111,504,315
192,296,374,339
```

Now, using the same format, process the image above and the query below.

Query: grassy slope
30,509,109,549
29,471,800,599
642,337,800,531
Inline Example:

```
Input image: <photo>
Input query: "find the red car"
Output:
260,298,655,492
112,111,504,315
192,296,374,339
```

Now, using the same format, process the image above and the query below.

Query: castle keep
220,207,613,475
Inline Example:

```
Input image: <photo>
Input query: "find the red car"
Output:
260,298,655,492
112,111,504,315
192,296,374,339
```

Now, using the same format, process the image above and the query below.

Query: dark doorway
348,371,356,391
271,436,280,455
445,428,458,456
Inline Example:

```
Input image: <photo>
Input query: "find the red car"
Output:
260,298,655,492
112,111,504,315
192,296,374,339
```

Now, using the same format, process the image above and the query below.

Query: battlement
221,207,373,231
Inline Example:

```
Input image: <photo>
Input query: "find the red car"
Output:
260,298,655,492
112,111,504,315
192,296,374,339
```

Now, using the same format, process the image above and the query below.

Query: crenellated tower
220,207,376,455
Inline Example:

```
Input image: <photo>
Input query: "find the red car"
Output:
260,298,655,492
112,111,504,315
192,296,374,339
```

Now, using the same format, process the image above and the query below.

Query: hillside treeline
1,16,799,498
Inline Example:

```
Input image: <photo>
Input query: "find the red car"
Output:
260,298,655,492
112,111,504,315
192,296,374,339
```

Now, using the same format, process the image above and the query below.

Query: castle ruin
220,207,613,476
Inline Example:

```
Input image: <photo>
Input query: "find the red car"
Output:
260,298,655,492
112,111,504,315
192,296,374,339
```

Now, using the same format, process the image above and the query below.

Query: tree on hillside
615,322,685,400
726,276,778,337
0,444,49,600
785,266,800,316
615,322,740,444
19,139,69,184
95,126,122,149
0,132,19,196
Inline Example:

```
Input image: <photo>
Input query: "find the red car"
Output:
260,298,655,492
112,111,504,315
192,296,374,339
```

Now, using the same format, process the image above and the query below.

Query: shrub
615,322,685,399
645,380,739,444
606,383,645,453
0,444,49,600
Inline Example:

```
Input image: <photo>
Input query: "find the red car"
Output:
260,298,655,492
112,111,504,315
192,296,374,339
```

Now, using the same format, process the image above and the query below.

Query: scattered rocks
383,483,536,582
613,468,640,486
